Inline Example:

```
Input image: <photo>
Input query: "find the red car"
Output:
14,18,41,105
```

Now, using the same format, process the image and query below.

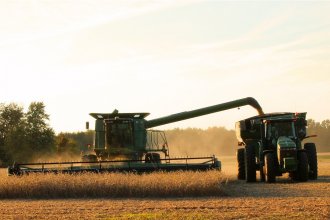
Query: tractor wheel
290,172,298,181
264,153,276,183
304,143,318,180
260,165,265,182
237,148,245,180
145,153,161,163
297,151,309,182
245,144,256,182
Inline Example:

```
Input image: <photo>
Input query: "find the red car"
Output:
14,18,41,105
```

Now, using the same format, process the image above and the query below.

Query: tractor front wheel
304,143,318,180
237,148,245,180
265,153,276,183
260,165,265,182
245,144,256,182
297,151,309,182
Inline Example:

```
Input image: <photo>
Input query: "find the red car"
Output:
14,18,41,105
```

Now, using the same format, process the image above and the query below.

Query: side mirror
86,121,89,130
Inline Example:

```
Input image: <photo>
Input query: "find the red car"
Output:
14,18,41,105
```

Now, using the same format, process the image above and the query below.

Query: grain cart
8,97,264,175
236,112,317,183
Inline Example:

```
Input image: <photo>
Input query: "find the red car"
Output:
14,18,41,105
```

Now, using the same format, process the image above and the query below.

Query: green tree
0,103,25,164
58,131,94,152
0,102,56,165
0,103,24,146
306,119,330,152
4,121,29,163
56,134,80,156
25,102,55,157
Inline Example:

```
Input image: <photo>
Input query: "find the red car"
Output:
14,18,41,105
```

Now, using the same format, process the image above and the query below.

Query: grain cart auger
236,112,318,183
8,97,263,175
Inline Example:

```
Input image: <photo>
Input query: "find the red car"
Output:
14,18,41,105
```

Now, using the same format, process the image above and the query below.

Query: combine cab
86,112,170,162
236,112,318,183
8,97,264,175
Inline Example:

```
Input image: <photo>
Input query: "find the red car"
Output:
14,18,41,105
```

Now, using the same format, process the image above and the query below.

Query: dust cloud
165,127,237,157
164,127,239,175
31,152,82,163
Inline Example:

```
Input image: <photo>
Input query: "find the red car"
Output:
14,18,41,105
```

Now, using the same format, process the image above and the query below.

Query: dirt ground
0,154,329,220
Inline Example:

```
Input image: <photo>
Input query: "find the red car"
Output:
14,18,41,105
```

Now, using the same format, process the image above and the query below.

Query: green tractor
236,112,317,183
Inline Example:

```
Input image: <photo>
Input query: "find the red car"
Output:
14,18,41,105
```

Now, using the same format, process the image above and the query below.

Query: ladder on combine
146,130,171,163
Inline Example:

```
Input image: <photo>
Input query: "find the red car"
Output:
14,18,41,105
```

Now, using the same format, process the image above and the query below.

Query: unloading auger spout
145,97,264,128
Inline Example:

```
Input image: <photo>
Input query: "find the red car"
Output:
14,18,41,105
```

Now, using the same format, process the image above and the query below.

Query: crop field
0,153,329,219
0,170,226,198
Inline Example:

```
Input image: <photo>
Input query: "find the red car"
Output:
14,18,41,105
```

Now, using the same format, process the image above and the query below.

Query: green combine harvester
8,97,264,175
236,112,318,183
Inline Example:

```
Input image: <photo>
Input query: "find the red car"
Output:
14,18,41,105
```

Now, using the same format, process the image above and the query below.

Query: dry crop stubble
0,170,226,198
0,154,329,219
0,197,328,220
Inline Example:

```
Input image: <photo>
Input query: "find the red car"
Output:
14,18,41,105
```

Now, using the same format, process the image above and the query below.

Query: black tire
304,143,318,180
289,172,298,181
297,151,309,182
260,164,265,182
265,153,276,183
245,144,256,182
237,148,245,180
82,154,98,162
145,153,161,163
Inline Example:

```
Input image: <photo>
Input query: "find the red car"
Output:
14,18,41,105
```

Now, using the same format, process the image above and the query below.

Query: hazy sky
1,0,330,133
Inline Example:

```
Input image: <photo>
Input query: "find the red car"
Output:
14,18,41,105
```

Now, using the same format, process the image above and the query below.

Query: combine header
8,156,219,175
8,97,264,175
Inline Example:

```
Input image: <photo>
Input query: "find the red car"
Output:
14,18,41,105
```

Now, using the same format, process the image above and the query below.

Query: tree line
0,102,329,166
305,119,330,151
0,102,55,166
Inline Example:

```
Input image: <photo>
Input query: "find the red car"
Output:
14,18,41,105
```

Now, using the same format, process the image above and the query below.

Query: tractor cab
264,119,297,148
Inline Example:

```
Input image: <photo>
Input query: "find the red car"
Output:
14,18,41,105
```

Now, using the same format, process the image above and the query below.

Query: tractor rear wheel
297,151,309,182
304,143,318,180
237,148,245,180
245,144,256,182
290,172,298,181
265,153,276,183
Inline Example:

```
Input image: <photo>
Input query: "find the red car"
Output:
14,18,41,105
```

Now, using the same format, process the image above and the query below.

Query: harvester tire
145,153,161,163
237,148,245,180
245,144,256,182
297,151,309,182
82,154,98,162
304,143,318,180
265,153,276,183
